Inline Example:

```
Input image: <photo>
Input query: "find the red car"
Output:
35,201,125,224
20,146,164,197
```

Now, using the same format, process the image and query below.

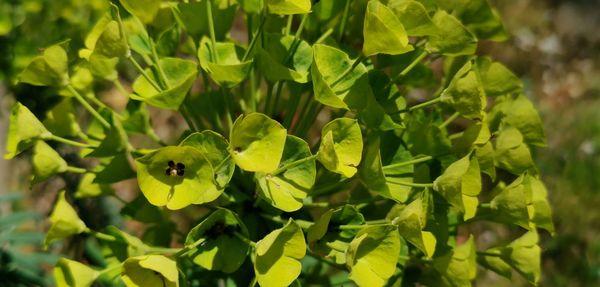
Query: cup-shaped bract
121,255,179,287
44,191,87,248
5,102,52,159
53,258,99,287
229,113,287,173
135,146,219,210
185,208,250,273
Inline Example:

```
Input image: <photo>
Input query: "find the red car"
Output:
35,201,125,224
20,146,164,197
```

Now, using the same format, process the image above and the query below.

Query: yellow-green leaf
318,118,363,178
121,255,179,287
265,0,311,15
433,154,481,220
5,102,52,159
53,258,99,287
363,0,412,56
229,113,287,173
31,141,68,183
44,191,87,248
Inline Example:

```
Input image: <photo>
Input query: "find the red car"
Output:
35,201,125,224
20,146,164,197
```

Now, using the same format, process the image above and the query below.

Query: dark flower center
166,160,185,177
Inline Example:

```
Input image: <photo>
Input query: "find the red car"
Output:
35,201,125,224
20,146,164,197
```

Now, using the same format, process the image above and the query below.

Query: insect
165,160,185,177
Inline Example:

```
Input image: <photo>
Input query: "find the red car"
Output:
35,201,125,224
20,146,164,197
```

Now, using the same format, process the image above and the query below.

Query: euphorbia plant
5,0,553,286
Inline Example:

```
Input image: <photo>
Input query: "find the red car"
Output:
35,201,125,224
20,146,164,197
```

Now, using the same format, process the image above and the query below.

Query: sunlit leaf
19,44,69,87
363,0,412,56
265,0,311,15
433,154,481,220
5,102,52,159
198,38,253,87
31,141,68,183
44,191,87,248
180,131,235,190
229,113,287,173
254,219,306,287
53,258,99,287
121,255,178,287
317,118,363,177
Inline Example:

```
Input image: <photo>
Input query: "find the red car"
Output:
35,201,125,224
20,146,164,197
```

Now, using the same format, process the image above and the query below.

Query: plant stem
65,166,87,174
127,55,163,92
477,251,501,257
47,134,92,148
283,90,302,128
147,246,181,254
150,39,170,90
302,201,330,208
179,105,198,131
285,15,293,35
439,112,460,129
233,231,256,248
382,156,433,172
409,96,442,111
86,229,119,242
112,78,128,97
315,28,334,44
330,54,366,89
264,82,274,115
271,154,318,175
271,81,285,117
338,0,351,42
66,85,110,129
206,0,219,63
295,14,308,38
387,50,429,88
242,17,266,61
221,88,234,132
386,179,434,188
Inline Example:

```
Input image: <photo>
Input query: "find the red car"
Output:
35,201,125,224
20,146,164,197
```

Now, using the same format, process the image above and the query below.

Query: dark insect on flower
166,160,186,177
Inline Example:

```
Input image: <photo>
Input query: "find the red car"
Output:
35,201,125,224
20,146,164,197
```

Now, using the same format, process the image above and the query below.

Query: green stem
271,154,318,175
112,78,128,97
150,39,170,89
242,16,266,61
294,14,308,38
302,201,330,208
221,88,234,132
382,156,433,172
271,81,285,117
213,154,232,172
175,237,207,257
315,28,334,44
330,54,366,89
47,134,92,148
86,229,119,242
66,85,110,129
233,231,256,248
179,105,198,131
480,203,492,209
385,179,433,188
264,82,274,115
127,55,163,92
306,250,343,269
338,0,351,42
439,112,460,129
283,90,302,128
409,96,442,111
205,0,219,63
477,251,501,257
387,50,429,87
147,246,181,254
65,166,87,174
285,15,293,35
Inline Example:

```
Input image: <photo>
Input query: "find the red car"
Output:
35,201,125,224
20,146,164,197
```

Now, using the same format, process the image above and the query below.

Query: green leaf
31,141,68,183
307,205,365,264
441,63,487,120
360,136,411,202
433,154,481,220
453,0,508,41
197,38,253,87
256,135,316,212
265,0,311,15
346,225,401,287
429,235,477,287
131,57,197,110
254,219,306,287
317,118,363,178
44,191,87,248
5,102,52,159
363,0,412,56
19,44,69,87
494,126,535,175
478,231,541,284
119,0,161,24
500,95,546,147
53,258,99,287
394,197,437,258
426,10,477,56
135,146,219,210
103,226,150,261
180,131,235,190
81,15,128,59
122,100,152,134
527,175,554,234
121,255,178,287
311,44,370,110
86,113,129,158
229,113,287,173
489,175,530,228
43,98,81,138
185,208,250,273
476,57,522,96
121,195,163,224
451,122,491,156
475,141,496,180
94,153,137,184
387,0,438,36
256,33,313,83
74,173,113,199
178,1,238,41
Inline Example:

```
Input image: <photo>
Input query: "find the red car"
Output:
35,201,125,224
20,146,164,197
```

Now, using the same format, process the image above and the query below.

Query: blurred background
1,0,599,286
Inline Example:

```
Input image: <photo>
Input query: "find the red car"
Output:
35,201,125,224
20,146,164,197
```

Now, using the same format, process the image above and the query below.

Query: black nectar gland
166,160,186,177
